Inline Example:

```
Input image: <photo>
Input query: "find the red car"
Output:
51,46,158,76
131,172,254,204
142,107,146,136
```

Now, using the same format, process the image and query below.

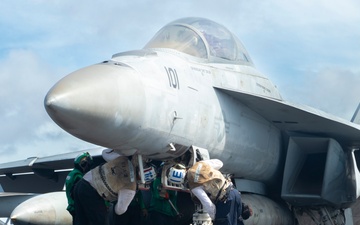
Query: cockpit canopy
144,17,253,65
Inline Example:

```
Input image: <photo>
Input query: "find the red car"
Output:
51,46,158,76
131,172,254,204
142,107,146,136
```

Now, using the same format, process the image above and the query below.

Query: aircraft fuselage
45,48,283,183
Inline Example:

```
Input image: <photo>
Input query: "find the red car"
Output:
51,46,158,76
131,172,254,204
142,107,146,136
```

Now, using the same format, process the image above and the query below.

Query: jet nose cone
11,192,71,225
44,63,145,147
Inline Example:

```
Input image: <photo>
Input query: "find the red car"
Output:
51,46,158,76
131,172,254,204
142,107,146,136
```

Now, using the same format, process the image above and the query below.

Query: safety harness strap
99,165,118,197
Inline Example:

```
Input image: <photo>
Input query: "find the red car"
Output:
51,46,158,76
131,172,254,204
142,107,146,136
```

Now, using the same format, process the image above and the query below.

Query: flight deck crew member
149,175,178,225
168,159,231,221
113,189,148,225
214,187,242,225
73,149,137,225
238,203,253,225
65,152,93,224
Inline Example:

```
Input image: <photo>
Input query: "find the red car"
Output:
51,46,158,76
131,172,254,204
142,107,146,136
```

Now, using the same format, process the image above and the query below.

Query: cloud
297,68,360,119
0,48,96,163
230,1,360,121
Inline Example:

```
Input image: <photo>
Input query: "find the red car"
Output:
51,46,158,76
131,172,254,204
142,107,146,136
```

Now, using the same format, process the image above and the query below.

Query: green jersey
149,177,178,217
65,168,84,213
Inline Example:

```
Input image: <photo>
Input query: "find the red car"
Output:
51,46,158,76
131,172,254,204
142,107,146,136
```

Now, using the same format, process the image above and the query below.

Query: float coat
187,161,229,202
91,156,136,202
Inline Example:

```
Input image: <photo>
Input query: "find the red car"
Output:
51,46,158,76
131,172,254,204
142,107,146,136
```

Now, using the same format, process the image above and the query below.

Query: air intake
281,137,355,207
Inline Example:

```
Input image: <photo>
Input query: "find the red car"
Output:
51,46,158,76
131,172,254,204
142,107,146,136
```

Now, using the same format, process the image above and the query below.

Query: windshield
144,24,207,58
144,17,252,64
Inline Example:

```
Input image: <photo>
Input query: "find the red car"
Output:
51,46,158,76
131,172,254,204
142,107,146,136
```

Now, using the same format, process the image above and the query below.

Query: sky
0,0,359,163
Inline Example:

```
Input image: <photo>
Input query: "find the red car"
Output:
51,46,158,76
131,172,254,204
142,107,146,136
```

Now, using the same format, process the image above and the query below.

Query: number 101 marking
165,67,180,89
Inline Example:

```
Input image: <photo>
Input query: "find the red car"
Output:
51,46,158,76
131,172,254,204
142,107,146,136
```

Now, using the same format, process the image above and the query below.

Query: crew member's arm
236,190,243,223
191,186,216,220
202,159,223,170
137,191,148,217
114,189,136,215
102,149,121,162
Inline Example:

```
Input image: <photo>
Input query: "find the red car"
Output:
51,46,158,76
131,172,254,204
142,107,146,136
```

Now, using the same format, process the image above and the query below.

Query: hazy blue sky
0,0,359,163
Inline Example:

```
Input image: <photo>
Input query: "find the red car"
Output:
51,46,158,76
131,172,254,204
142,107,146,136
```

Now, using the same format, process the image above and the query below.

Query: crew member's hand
176,213,183,220
142,208,148,218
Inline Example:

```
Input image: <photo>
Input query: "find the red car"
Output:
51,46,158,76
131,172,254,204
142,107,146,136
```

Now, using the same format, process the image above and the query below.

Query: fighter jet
3,17,360,225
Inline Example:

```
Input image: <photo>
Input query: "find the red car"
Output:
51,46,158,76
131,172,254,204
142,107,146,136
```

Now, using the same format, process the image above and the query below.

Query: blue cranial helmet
168,164,186,184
